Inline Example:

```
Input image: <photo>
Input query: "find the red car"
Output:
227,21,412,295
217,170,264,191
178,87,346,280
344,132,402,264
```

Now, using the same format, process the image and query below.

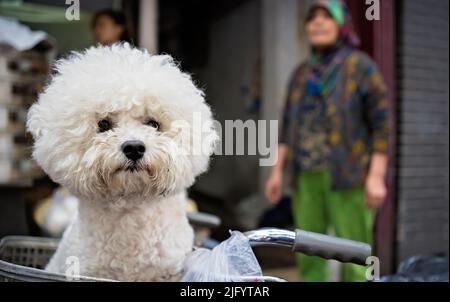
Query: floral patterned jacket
279,49,390,191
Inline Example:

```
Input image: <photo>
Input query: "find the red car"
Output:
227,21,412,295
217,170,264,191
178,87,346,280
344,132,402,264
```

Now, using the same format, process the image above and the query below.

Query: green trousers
292,170,375,282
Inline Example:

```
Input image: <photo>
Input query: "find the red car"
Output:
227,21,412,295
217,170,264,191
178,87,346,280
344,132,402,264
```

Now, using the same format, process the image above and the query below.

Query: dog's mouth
125,165,142,172
115,161,147,174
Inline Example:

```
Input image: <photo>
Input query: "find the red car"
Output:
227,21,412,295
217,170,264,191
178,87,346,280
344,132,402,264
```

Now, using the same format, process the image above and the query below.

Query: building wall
259,0,307,192
193,0,307,228
396,0,449,261
193,0,262,206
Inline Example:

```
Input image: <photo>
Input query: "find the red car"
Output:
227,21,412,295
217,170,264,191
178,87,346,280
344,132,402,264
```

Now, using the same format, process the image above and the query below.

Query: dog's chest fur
45,193,194,281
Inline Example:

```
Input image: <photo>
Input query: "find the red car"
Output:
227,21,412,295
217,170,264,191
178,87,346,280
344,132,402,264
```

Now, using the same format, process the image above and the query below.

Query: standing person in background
265,0,390,282
92,9,131,45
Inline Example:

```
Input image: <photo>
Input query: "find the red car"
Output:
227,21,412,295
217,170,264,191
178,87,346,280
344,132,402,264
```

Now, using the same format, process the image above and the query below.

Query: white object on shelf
0,159,12,183
0,17,47,51
0,134,13,156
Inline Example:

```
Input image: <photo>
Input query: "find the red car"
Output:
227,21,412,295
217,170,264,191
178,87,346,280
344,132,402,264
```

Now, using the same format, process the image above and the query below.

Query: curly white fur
27,44,217,281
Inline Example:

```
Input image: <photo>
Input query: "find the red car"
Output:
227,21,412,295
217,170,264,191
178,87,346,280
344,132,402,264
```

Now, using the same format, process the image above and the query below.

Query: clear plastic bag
181,231,263,282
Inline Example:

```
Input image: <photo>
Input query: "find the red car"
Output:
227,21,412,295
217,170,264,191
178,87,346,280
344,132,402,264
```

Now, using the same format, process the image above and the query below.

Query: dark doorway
347,0,397,275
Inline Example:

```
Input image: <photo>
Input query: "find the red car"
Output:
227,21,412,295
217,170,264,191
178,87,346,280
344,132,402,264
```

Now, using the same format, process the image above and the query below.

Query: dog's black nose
121,140,146,162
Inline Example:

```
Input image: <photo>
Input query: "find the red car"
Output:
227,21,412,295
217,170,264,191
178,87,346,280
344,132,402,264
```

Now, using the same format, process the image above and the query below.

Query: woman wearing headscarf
265,0,389,282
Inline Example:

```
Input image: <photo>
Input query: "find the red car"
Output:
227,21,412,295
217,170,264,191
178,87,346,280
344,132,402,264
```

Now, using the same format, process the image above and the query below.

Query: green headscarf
307,0,360,49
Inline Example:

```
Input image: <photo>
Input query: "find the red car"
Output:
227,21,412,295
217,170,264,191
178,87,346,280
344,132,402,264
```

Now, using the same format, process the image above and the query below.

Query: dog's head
28,44,217,201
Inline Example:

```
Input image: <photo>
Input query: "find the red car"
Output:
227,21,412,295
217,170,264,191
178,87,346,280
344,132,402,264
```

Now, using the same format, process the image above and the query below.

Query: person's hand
365,173,387,209
265,170,283,205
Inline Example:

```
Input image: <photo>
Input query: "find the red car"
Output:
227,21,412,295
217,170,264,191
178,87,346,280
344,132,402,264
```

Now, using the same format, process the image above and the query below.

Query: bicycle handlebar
244,228,371,265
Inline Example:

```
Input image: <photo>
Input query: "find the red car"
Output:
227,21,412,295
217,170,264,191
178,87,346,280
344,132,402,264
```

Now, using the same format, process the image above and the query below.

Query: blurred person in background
92,9,131,45
265,0,390,282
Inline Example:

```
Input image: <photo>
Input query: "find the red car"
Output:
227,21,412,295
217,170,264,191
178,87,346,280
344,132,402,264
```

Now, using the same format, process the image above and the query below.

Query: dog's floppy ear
26,102,46,141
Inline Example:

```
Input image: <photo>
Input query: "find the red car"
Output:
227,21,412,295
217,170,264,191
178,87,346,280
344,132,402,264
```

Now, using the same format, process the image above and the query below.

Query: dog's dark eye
146,119,160,131
98,119,112,132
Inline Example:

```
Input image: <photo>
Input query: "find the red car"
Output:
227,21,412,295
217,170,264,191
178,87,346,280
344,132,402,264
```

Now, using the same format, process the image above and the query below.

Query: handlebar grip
187,212,221,228
293,229,372,265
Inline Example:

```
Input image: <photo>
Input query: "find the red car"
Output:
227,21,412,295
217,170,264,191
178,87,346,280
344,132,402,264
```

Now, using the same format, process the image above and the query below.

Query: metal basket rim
0,236,115,282
0,235,287,282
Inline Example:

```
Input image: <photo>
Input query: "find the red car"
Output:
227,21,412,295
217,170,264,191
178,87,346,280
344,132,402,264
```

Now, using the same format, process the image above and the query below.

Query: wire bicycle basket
0,228,371,282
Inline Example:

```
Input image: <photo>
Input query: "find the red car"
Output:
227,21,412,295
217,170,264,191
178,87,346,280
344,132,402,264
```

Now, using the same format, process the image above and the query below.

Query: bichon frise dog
27,44,217,281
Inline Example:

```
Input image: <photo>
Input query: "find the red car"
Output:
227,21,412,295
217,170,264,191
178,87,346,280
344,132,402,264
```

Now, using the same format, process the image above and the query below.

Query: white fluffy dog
27,44,217,281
